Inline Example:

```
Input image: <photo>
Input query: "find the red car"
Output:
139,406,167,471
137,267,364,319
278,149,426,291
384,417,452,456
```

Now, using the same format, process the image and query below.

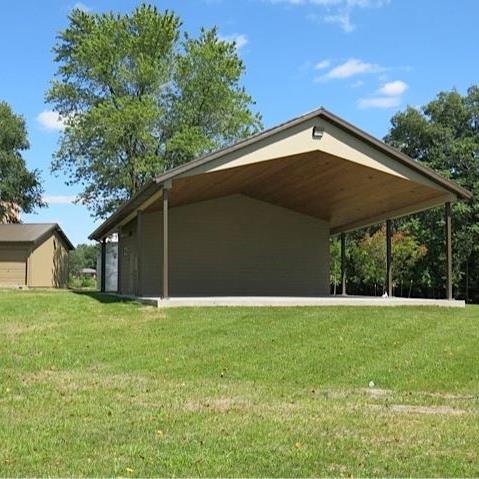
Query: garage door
0,249,27,286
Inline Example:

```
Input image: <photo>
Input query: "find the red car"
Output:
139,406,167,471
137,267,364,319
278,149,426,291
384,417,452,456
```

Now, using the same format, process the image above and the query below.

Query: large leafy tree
385,87,479,300
47,4,262,218
0,101,44,222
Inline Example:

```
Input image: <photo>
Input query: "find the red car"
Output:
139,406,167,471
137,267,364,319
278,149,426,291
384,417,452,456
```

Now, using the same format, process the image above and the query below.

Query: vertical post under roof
117,227,122,294
162,187,169,300
341,232,347,296
386,219,393,297
445,202,453,300
136,210,143,297
100,238,106,293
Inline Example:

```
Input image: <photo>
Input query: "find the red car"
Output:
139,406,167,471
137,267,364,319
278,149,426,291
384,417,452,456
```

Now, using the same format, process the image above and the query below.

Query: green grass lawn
0,289,478,477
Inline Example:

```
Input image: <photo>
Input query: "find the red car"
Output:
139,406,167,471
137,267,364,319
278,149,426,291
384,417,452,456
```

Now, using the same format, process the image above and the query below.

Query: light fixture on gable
312,125,324,140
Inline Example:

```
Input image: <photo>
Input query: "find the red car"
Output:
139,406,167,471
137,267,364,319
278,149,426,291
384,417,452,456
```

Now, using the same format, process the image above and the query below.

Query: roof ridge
0,222,58,226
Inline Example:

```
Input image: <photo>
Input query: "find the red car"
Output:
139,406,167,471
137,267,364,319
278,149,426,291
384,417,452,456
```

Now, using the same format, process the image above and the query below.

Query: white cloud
72,2,91,12
269,0,307,4
323,10,354,32
315,59,331,70
268,0,390,31
358,79,408,109
270,0,341,4
219,33,248,50
317,58,384,81
345,0,387,5
43,195,77,205
357,96,401,109
357,79,409,109
36,110,65,131
269,0,390,6
377,80,408,96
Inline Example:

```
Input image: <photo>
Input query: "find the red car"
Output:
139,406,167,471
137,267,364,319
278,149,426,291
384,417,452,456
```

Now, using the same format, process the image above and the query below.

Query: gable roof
0,223,75,250
89,107,472,240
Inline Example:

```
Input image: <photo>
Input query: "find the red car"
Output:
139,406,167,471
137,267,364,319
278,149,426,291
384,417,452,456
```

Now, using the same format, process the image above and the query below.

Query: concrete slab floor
123,295,466,308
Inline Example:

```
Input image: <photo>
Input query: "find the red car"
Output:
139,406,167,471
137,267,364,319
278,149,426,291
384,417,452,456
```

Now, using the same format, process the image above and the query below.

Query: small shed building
0,223,74,288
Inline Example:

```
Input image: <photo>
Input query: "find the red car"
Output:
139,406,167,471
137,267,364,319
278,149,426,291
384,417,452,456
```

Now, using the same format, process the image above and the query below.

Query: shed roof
0,223,75,250
81,268,96,274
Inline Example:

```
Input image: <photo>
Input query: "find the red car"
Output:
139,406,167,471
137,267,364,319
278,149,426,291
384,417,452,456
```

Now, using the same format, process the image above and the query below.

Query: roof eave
55,226,75,251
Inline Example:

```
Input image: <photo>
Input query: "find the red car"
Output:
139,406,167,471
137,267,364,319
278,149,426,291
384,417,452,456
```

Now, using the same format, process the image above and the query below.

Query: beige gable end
29,232,69,288
178,118,320,177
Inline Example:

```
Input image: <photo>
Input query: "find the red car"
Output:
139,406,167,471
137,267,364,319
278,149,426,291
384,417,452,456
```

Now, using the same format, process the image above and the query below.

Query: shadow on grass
71,289,137,305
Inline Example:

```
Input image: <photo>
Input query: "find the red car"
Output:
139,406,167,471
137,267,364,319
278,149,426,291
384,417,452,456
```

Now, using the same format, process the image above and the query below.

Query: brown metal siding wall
0,246,28,286
140,213,161,296
138,194,330,297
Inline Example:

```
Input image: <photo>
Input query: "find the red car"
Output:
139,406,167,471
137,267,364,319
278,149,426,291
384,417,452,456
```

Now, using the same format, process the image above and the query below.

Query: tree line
1,4,477,300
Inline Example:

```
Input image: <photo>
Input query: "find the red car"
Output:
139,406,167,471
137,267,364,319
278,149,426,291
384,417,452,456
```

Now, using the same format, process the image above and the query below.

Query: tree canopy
47,4,262,218
385,86,479,300
0,101,44,222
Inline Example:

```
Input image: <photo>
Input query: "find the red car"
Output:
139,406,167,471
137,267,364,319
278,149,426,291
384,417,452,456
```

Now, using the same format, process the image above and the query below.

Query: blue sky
1,0,478,245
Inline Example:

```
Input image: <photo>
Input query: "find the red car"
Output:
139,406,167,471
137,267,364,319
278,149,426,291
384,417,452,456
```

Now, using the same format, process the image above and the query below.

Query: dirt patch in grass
138,306,167,318
183,396,315,418
370,403,468,416
315,388,355,399
1,321,58,337
426,391,477,401
185,397,254,413
21,369,156,392
363,387,392,398
389,404,467,415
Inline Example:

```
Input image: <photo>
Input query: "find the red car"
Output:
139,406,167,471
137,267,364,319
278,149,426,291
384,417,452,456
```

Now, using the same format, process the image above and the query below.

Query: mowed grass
0,290,478,477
